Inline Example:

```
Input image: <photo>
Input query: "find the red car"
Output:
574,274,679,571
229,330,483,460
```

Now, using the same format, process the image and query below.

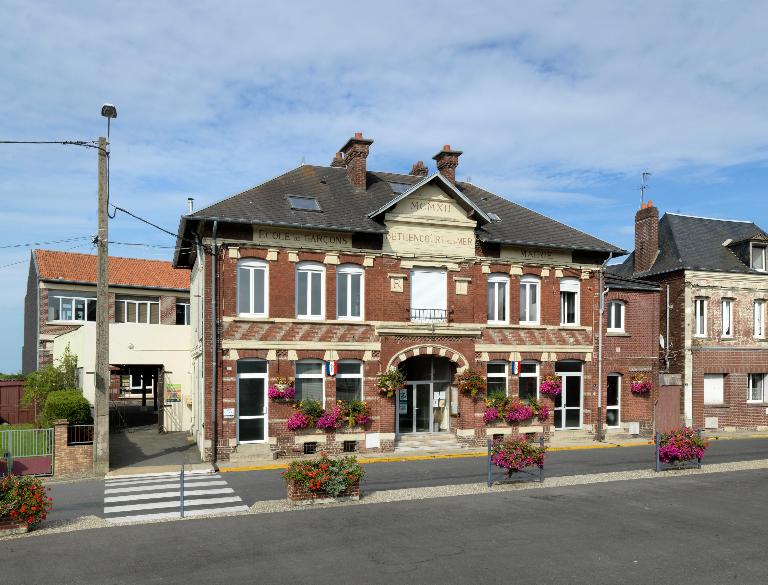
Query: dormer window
751,243,767,272
288,195,322,212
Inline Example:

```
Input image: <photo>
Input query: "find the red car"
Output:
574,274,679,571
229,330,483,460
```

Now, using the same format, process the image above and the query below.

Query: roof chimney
634,200,659,273
432,144,462,183
339,132,373,191
187,197,194,214
330,152,345,167
410,160,428,177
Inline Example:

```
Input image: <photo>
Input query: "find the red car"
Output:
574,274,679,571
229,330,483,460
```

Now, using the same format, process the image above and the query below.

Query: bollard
180,463,185,518
487,438,492,488
539,436,545,483
655,432,661,472
696,428,703,469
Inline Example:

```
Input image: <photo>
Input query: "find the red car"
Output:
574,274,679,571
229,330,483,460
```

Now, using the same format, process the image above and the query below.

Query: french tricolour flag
326,360,338,377
511,361,520,375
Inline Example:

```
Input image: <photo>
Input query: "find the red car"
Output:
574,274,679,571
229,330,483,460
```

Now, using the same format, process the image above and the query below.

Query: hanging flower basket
491,436,546,472
268,377,296,401
630,375,653,395
483,396,549,425
539,375,562,397
658,428,708,464
457,369,486,398
376,368,405,398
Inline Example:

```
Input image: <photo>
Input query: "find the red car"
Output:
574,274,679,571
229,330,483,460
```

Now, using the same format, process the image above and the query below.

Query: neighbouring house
610,203,768,431
173,133,655,463
22,249,194,432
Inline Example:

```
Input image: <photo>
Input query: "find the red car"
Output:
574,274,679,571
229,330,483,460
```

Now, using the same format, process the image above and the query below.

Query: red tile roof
34,249,190,290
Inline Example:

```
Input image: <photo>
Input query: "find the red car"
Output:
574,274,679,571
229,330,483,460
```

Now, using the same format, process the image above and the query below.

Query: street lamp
101,103,117,140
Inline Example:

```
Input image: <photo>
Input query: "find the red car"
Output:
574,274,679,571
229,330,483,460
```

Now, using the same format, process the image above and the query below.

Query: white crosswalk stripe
103,472,249,524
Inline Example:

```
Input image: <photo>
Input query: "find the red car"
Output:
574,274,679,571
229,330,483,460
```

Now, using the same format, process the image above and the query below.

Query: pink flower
483,407,500,424
287,411,311,431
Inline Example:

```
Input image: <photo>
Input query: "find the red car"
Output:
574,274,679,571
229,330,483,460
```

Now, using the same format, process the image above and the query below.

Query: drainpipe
210,220,218,468
665,285,670,372
596,252,613,442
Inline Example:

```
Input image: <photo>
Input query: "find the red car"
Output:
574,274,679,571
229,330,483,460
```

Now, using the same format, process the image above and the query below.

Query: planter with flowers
483,395,550,427
630,374,653,395
268,377,296,401
376,368,405,399
0,475,52,535
457,369,486,399
282,453,364,504
539,375,562,397
287,399,325,431
656,427,708,470
490,435,546,482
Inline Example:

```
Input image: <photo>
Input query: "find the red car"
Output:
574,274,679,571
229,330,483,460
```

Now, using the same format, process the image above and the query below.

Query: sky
1,1,767,373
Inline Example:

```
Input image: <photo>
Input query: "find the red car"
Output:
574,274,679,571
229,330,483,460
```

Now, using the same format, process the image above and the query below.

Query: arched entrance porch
396,354,457,435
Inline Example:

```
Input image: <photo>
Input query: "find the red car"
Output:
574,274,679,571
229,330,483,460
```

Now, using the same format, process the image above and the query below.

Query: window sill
747,401,768,406
606,331,628,336
560,323,581,328
704,403,729,409
47,320,90,325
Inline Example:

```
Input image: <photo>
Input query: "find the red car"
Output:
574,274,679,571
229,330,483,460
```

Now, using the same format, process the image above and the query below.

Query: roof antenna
640,171,652,208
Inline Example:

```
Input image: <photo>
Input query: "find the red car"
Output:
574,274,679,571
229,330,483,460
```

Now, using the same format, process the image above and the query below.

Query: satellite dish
659,334,665,349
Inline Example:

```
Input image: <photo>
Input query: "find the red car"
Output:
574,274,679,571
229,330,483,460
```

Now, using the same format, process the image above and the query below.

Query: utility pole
94,136,109,476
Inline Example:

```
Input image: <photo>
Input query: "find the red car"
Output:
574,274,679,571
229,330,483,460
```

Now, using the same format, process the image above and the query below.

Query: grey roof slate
181,164,623,257
611,213,768,278
604,272,660,292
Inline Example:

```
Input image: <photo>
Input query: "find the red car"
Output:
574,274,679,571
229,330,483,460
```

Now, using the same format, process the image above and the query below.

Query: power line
0,236,90,249
0,139,104,152
108,241,195,251
110,205,200,247
0,242,92,270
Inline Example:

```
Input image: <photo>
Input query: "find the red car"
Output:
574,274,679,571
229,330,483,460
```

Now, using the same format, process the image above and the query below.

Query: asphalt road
6,468,768,584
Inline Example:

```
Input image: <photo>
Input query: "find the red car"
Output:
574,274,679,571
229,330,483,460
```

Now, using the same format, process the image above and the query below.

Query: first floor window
336,361,363,401
606,374,621,427
755,300,765,338
519,276,540,324
410,268,448,322
722,299,734,337
337,264,363,320
560,278,580,325
238,259,268,316
748,374,766,403
176,301,190,325
48,293,96,322
295,360,324,402
518,362,539,400
751,244,767,272
694,298,707,337
116,296,160,324
703,374,725,405
607,301,625,332
487,362,507,398
296,262,324,319
487,274,508,324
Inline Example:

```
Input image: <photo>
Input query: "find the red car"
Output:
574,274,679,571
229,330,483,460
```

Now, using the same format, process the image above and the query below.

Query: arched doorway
396,355,455,434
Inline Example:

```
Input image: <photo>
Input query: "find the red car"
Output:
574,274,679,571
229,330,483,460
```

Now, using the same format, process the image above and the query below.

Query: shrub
282,454,364,497
0,475,52,527
41,390,92,427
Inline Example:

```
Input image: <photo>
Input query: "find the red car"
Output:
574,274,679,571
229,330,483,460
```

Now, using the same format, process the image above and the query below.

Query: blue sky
1,2,767,373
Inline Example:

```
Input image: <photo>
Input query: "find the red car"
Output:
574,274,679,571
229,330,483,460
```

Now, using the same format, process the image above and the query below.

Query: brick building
22,249,194,432
610,204,768,431
173,133,660,463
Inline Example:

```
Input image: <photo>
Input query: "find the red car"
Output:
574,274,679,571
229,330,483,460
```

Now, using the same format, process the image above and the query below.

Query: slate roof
604,273,660,292
610,213,768,279
178,165,622,265
34,249,190,290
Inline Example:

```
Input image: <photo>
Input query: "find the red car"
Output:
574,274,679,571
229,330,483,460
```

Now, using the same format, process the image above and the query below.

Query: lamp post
94,104,117,476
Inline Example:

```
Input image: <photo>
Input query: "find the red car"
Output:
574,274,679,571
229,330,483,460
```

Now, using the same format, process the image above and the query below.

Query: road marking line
104,496,243,514
105,480,228,494
105,475,221,487
105,488,234,503
104,469,214,480
105,505,250,525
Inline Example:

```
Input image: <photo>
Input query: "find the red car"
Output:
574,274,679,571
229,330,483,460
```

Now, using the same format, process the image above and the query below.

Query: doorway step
394,433,469,454
228,443,276,464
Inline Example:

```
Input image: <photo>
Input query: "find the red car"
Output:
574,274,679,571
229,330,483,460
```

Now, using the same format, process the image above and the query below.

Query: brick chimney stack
410,160,428,177
432,145,462,183
339,132,374,191
330,152,345,167
634,200,659,273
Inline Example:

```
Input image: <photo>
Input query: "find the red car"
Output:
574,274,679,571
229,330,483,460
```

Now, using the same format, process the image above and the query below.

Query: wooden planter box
286,479,361,505
0,519,30,536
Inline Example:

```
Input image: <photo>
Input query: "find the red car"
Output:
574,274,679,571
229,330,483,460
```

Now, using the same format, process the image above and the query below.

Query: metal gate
655,385,682,434
0,428,54,476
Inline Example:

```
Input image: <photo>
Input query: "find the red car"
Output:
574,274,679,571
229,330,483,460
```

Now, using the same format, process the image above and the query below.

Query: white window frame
519,275,540,325
721,299,734,338
518,361,539,400
559,278,580,326
48,293,96,323
335,359,364,401
703,373,725,405
754,300,765,339
606,373,621,428
336,264,364,321
751,243,767,272
748,373,766,403
237,259,268,317
694,298,707,337
486,361,508,397
116,297,160,324
295,359,325,403
607,300,625,333
296,262,325,320
487,274,509,324
176,301,190,325
410,267,448,322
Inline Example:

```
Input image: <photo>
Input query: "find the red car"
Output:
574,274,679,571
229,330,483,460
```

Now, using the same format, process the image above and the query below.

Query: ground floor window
518,362,539,400
606,374,621,427
487,361,507,399
295,360,324,402
748,374,766,403
704,374,725,405
336,360,363,401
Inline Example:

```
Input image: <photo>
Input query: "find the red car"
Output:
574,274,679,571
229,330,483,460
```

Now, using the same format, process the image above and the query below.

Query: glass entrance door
398,383,432,434
237,361,268,443
554,375,582,429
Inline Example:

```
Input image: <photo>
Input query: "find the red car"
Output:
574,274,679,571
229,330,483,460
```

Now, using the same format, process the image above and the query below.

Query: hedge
41,390,93,426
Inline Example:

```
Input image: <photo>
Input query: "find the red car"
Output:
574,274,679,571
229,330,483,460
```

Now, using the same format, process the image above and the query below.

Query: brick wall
53,420,93,479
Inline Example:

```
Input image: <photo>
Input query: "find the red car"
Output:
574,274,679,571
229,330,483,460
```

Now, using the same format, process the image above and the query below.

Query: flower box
483,397,550,426
268,378,296,401
286,478,361,505
282,454,364,505
539,376,562,397
656,427,708,471
489,436,547,484
630,376,653,395
0,475,52,530
0,519,29,536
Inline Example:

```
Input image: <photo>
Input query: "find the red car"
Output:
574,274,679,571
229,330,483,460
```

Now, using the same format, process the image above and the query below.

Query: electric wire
0,236,90,249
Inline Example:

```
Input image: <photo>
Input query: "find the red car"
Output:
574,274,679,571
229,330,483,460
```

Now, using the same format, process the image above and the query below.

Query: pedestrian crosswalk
103,470,249,524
